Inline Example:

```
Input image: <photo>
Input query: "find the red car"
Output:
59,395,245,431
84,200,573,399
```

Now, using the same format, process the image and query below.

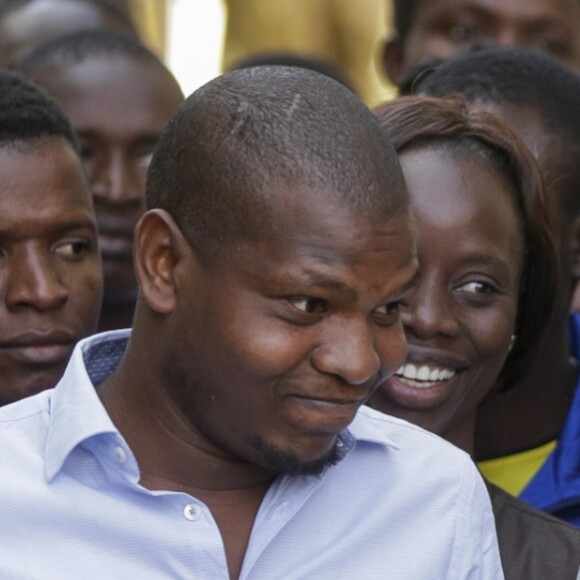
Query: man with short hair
0,70,102,406
0,66,503,579
19,29,184,331
382,0,580,89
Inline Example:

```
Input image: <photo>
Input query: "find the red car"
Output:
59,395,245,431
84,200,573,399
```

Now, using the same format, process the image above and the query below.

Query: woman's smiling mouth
395,363,456,388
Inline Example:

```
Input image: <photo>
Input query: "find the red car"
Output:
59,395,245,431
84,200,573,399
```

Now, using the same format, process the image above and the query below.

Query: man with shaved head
0,66,503,578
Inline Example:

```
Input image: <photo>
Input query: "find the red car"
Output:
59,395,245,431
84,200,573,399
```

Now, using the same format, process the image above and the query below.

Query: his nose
90,150,143,207
311,317,382,385
4,246,68,311
402,281,459,341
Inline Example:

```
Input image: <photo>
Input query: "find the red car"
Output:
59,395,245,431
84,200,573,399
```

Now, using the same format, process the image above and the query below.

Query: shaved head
146,65,408,261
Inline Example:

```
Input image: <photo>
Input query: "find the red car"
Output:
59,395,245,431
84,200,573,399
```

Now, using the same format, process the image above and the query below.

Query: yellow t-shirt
478,440,557,496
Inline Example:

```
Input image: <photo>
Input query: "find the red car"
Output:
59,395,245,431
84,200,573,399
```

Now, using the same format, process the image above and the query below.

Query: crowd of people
0,0,579,578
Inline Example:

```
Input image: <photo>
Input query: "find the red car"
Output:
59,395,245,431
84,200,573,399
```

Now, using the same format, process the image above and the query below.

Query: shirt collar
44,330,130,482
44,331,399,480
343,405,401,451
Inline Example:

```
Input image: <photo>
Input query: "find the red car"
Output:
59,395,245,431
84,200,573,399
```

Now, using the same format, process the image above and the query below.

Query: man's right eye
288,297,328,314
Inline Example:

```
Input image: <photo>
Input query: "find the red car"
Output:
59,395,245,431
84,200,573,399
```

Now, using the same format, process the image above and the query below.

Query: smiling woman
372,95,580,577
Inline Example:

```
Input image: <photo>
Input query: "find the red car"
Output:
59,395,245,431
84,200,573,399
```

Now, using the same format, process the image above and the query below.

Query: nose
402,278,460,341
90,150,143,207
311,317,382,385
4,246,68,311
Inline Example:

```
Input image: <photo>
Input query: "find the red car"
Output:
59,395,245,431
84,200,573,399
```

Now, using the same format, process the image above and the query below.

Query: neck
96,338,274,496
475,316,577,460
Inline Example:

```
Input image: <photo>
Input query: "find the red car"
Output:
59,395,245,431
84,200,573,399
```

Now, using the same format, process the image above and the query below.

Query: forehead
217,187,416,288
36,56,182,135
0,139,94,229
0,0,132,64
414,0,580,22
400,144,521,235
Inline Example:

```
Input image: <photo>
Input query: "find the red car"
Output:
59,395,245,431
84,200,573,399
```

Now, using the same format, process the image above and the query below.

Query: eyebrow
300,269,357,300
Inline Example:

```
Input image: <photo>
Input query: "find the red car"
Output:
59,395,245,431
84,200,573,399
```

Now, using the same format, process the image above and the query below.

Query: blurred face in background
31,53,183,302
384,0,580,86
0,0,135,67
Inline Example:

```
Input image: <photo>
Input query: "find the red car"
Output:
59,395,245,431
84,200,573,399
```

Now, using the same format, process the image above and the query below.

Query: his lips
0,331,76,365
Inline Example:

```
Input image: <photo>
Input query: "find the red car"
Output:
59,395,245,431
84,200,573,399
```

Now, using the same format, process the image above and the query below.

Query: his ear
133,209,192,314
382,33,405,86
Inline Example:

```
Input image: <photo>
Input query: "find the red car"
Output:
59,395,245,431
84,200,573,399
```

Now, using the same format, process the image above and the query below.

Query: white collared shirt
0,331,503,579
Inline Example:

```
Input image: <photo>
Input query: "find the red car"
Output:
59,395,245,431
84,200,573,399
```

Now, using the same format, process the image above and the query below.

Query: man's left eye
289,297,328,314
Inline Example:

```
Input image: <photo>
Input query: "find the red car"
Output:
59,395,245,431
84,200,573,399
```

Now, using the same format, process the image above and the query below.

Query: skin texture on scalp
146,65,409,262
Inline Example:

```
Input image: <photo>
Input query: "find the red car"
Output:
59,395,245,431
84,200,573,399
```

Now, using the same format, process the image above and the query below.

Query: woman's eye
457,281,494,294
289,297,328,314
54,240,90,259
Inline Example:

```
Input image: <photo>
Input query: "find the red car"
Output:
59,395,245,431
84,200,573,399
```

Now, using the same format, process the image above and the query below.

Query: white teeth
396,363,456,384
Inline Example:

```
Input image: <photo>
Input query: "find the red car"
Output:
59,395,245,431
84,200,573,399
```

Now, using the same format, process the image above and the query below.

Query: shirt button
183,503,202,521
113,446,127,464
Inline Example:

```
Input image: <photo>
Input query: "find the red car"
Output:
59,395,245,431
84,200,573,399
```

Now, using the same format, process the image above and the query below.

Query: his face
0,0,134,68
33,55,183,300
385,0,580,86
161,189,418,475
372,146,523,450
0,138,102,406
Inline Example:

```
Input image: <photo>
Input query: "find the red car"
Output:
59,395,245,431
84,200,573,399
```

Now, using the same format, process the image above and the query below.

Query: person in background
0,69,102,407
381,0,580,91
416,47,580,526
372,95,580,578
0,0,136,67
0,66,503,579
223,0,389,104
19,30,184,331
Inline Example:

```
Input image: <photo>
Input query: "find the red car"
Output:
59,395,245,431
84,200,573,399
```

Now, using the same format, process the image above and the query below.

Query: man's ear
133,209,192,314
382,33,405,86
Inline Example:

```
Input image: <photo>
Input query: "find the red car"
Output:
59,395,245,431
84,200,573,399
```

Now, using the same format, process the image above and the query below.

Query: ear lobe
133,209,191,314
382,33,405,86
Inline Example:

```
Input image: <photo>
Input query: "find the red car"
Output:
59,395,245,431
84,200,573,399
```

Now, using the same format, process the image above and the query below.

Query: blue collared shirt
0,331,503,579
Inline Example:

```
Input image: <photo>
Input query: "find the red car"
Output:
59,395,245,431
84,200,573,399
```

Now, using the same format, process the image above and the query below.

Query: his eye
456,281,495,294
288,297,328,314
373,301,402,324
53,240,91,259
